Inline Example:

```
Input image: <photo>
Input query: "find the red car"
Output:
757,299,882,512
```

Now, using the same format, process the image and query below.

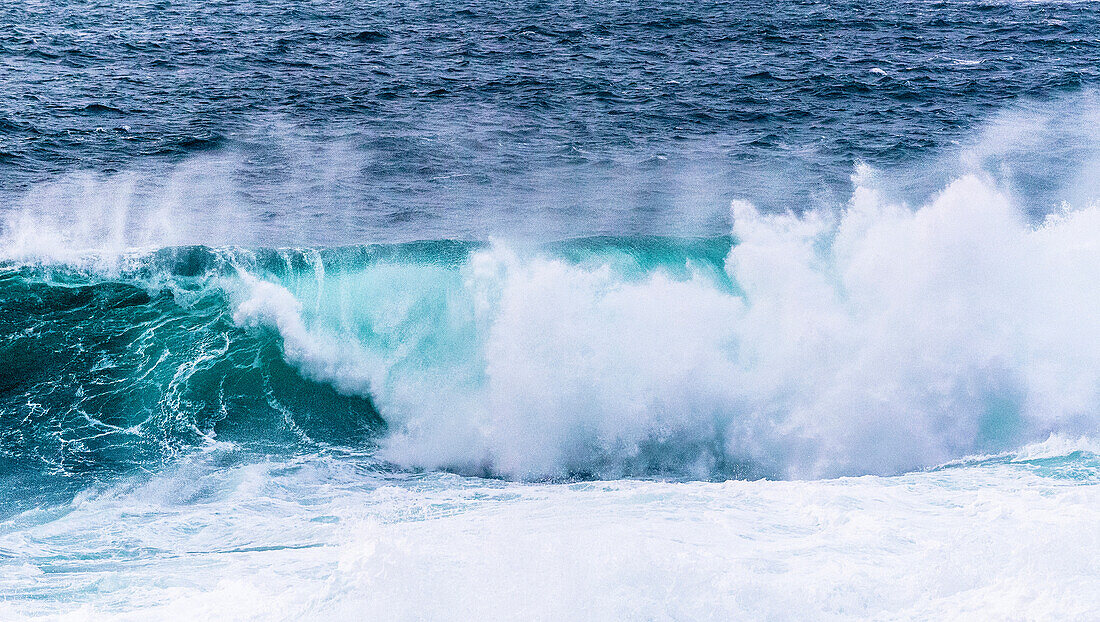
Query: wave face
0,247,386,476
3,172,1099,481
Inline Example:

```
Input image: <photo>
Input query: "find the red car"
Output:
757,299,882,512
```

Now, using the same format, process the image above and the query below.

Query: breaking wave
2,170,1100,480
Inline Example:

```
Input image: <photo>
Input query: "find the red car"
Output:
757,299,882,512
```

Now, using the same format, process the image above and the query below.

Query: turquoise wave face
0,238,735,482
3,182,1100,486
0,249,384,478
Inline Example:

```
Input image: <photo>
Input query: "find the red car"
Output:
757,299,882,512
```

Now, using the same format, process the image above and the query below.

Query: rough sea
1,0,1099,619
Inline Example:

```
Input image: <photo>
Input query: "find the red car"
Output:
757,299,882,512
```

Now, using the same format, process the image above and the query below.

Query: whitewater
2,442,1098,621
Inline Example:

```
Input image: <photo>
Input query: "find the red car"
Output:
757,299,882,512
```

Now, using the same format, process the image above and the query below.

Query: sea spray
3,172,1099,480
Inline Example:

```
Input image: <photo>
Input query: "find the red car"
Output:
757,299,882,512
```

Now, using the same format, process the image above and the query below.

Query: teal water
1,238,735,485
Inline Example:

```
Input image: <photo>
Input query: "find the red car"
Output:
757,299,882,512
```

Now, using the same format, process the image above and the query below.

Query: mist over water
7,88,1100,251
3,0,1100,244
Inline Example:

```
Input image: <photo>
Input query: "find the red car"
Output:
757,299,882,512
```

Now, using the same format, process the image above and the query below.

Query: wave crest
214,173,1099,479
3,172,1100,480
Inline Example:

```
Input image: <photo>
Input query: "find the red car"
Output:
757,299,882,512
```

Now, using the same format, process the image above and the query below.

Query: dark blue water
2,0,1099,242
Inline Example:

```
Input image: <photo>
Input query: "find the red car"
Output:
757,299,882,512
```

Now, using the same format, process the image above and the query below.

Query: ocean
1,0,1099,619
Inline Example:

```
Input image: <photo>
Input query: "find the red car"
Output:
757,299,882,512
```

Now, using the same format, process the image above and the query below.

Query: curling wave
2,171,1100,480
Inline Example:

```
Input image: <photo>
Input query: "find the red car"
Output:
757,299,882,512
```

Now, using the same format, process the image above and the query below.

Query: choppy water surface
2,0,1100,241
2,0,1100,619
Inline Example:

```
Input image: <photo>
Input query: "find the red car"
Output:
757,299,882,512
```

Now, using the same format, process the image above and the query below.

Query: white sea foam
223,171,1100,479
0,450,1096,621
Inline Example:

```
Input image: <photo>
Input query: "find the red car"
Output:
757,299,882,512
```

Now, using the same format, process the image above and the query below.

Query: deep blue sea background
2,0,1099,242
